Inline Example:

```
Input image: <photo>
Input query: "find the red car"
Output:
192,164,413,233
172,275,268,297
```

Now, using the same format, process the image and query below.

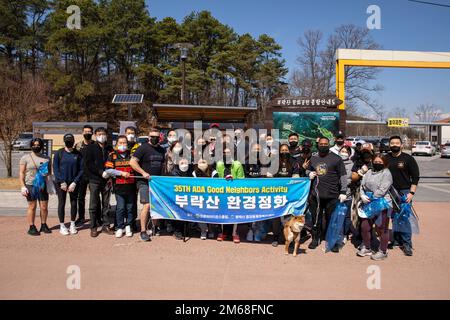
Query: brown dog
283,215,305,256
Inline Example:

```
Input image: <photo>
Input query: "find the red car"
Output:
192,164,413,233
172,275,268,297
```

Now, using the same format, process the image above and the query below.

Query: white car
346,137,366,148
412,141,436,156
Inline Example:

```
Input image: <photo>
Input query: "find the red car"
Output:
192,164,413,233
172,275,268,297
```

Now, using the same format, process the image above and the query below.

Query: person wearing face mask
385,135,420,256
216,144,245,243
234,128,249,163
84,127,114,238
330,131,346,156
357,154,393,261
162,129,178,152
53,134,84,236
351,144,374,185
337,145,357,249
169,158,192,240
297,139,313,177
288,133,301,159
268,144,301,247
19,138,52,236
163,142,183,176
103,136,136,238
306,136,348,250
130,127,166,242
124,126,140,156
74,125,95,226
192,158,219,240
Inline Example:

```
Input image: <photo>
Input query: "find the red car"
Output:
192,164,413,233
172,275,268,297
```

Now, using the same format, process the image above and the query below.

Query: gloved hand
308,171,317,180
60,182,68,191
266,172,273,178
68,182,76,192
339,194,347,203
360,194,371,204
361,165,369,173
225,174,233,181
102,171,110,179
21,186,29,197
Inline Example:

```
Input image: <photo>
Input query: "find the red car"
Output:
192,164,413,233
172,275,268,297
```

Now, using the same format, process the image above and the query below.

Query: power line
407,0,450,8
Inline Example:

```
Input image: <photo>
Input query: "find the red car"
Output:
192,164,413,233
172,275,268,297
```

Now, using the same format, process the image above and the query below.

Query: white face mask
118,145,127,152
179,164,189,172
126,134,136,142
168,136,177,144
266,140,273,147
339,152,349,160
96,135,107,144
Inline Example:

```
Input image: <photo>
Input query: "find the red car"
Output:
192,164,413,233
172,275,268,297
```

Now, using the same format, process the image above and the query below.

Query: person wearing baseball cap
330,131,346,156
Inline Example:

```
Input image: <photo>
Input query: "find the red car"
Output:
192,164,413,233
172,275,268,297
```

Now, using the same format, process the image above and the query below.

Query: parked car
412,141,436,156
379,137,390,153
441,143,450,158
346,137,366,148
12,132,33,150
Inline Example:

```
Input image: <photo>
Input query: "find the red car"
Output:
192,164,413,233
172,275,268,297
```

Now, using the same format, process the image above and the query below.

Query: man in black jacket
386,135,420,256
84,127,114,237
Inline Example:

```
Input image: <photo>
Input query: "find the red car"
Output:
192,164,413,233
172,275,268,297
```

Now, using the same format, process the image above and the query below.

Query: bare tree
414,103,442,122
290,24,383,116
0,66,47,177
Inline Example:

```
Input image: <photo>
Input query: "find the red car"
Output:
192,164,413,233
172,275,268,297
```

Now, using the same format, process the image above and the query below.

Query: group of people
19,124,420,260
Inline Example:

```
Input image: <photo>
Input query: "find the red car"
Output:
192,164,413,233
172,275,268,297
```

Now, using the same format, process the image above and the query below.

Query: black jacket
84,142,112,184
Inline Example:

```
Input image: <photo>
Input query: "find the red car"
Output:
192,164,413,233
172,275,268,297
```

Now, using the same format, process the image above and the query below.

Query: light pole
173,43,193,105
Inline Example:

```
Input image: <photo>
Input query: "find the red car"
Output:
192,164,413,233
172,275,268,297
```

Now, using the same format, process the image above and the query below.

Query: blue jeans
115,193,135,230
393,188,413,247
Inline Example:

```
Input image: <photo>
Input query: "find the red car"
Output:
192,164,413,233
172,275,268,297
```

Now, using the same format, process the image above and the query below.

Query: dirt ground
0,202,449,300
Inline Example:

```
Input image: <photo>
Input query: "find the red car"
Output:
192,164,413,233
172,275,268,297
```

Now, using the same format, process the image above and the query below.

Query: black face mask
150,136,159,145
373,163,384,172
318,146,329,155
289,141,298,148
65,140,75,148
302,147,311,154
390,146,401,154
83,133,92,141
362,152,372,163
335,140,344,146
31,146,42,153
280,152,290,159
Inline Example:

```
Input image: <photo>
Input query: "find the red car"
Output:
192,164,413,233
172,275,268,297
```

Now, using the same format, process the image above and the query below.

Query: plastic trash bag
32,161,48,199
392,195,420,234
358,191,391,219
325,202,348,252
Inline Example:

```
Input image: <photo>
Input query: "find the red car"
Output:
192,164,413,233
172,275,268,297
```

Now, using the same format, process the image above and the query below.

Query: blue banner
149,177,311,224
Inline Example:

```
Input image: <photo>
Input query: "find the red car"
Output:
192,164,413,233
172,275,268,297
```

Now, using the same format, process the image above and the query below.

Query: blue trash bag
31,161,48,200
392,195,420,234
325,202,348,252
361,191,391,219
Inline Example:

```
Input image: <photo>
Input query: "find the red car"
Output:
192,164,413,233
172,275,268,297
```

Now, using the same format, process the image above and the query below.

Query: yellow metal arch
335,49,450,110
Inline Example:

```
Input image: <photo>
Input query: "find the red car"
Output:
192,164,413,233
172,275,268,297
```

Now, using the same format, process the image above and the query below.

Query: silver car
441,143,450,158
12,132,33,150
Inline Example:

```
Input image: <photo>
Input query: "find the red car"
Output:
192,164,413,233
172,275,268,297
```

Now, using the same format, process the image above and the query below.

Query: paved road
0,202,448,300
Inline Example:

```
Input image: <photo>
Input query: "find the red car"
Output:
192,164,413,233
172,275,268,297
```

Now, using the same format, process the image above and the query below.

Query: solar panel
112,94,144,104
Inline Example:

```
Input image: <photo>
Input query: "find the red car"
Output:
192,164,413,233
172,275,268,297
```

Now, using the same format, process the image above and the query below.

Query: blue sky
146,0,450,119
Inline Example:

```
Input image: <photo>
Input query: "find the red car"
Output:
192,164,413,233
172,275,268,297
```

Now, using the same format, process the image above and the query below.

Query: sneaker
200,230,207,240
140,231,151,242
69,223,78,235
371,251,388,261
166,223,173,233
59,224,70,236
125,225,133,237
402,244,413,256
28,225,40,236
217,233,225,241
207,232,215,239
233,234,240,243
115,229,124,238
246,229,254,242
308,238,319,250
40,223,52,234
331,245,340,253
357,246,373,257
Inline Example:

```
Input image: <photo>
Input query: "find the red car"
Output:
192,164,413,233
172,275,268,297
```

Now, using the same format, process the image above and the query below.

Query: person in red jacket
104,135,136,238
